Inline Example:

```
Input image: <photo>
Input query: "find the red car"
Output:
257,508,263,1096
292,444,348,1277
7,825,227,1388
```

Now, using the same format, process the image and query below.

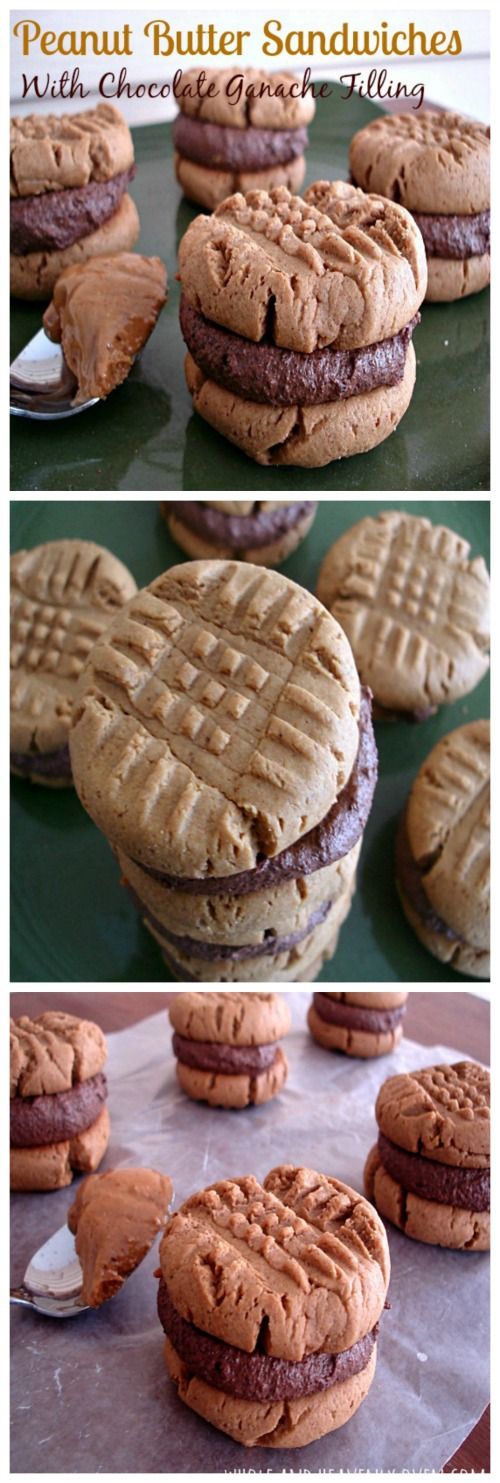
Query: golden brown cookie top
69,559,361,879
11,539,137,756
10,1011,107,1098
43,253,167,403
376,1061,490,1168
176,67,315,131
68,1166,173,1306
316,511,490,716
159,1167,390,1360
179,183,426,355
10,103,134,198
169,991,291,1044
322,992,408,1010
349,110,490,215
406,720,490,947
204,501,297,516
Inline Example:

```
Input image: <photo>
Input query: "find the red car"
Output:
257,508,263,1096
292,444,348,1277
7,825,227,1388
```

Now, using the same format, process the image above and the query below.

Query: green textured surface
10,87,489,492
10,498,490,983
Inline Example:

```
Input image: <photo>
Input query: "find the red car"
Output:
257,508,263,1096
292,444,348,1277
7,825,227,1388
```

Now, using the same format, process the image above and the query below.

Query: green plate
10,498,490,982
10,87,489,492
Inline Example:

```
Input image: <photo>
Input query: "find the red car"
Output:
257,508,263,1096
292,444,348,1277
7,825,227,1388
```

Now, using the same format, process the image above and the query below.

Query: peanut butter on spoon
67,1166,173,1307
43,252,167,403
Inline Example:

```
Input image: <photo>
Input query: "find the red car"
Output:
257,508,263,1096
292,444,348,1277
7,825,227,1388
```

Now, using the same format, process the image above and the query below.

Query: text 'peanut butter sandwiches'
161,500,317,566
365,1061,490,1250
178,181,427,467
156,1165,390,1447
173,66,315,210
10,104,140,300
10,539,137,786
169,991,290,1107
349,111,490,302
10,1011,110,1191
69,559,378,982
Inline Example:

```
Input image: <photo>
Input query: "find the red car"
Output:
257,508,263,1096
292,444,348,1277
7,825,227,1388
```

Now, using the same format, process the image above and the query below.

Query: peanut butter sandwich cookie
308,992,408,1059
161,500,317,567
10,104,140,300
69,559,378,981
169,991,290,1107
68,1167,173,1306
349,111,490,302
173,68,314,211
157,1164,390,1447
317,511,490,720
365,1061,490,1250
178,182,426,467
43,253,167,403
396,720,490,979
11,539,137,786
10,1011,110,1191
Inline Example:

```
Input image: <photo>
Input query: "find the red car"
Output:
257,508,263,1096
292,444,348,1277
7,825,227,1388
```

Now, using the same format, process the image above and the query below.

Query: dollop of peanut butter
43,252,167,402
68,1166,173,1306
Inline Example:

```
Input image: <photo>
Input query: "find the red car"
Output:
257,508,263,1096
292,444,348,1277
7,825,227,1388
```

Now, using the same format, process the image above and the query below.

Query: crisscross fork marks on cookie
71,561,360,871
161,1174,388,1358
11,593,105,680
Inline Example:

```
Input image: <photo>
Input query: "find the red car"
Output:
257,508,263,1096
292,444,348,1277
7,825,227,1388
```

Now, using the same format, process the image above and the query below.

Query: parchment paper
10,992,490,1474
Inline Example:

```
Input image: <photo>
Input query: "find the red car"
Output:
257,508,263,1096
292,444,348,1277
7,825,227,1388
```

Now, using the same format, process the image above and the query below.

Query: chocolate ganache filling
158,1281,378,1400
172,1034,278,1076
10,167,136,255
377,1133,490,1213
411,209,490,261
180,296,420,408
10,1071,108,1147
129,886,331,960
166,497,315,548
173,115,308,172
10,743,72,779
133,688,377,896
313,994,406,1035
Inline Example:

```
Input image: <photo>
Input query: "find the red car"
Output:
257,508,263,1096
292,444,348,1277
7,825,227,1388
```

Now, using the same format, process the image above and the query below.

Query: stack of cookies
396,721,490,978
169,991,290,1107
308,992,408,1058
10,104,139,300
10,539,137,786
365,1061,490,1250
173,67,315,210
10,1011,110,1191
161,500,317,566
349,110,490,302
157,1165,390,1447
178,182,426,467
69,559,378,982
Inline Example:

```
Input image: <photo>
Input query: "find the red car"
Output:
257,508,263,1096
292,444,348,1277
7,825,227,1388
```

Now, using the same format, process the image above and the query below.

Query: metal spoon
10,328,99,420
10,1223,88,1318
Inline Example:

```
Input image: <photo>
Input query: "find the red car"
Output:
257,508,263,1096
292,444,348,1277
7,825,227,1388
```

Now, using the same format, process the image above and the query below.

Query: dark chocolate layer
180,296,419,407
10,743,72,779
10,167,135,255
10,1071,108,1148
172,1033,278,1076
158,1281,378,1400
173,115,308,171
166,498,315,549
129,885,331,960
395,812,462,943
378,1132,490,1213
412,208,490,261
133,688,377,897
313,994,406,1035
